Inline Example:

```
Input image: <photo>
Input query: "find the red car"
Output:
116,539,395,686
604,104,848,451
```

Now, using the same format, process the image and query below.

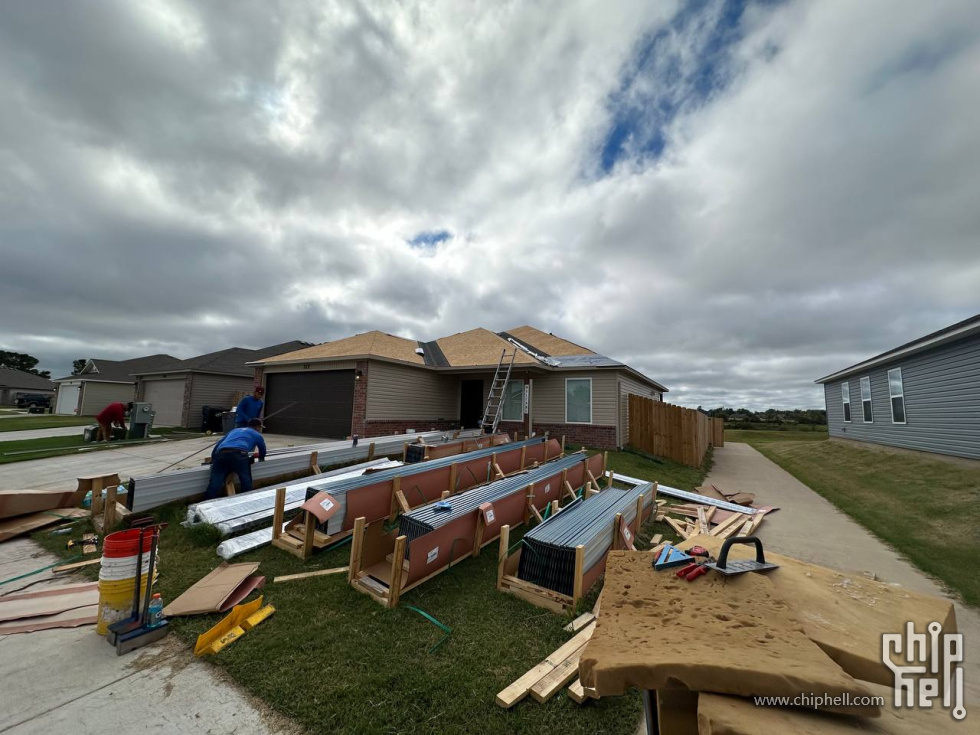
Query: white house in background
53,354,181,415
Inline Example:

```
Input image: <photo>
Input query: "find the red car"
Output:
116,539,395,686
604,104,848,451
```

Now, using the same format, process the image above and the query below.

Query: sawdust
677,535,956,686
578,551,879,716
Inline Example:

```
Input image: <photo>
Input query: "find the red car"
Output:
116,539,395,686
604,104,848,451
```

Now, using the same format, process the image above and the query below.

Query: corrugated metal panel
188,373,252,430
825,333,980,459
618,371,661,445
531,371,617,425
366,360,459,420
79,381,137,416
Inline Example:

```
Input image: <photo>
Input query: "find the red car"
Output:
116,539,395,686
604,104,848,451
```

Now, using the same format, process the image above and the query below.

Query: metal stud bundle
301,436,548,533
517,481,655,596
398,454,588,545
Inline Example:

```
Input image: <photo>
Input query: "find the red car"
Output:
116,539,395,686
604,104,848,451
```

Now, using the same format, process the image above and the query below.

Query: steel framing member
347,451,607,607
270,435,564,559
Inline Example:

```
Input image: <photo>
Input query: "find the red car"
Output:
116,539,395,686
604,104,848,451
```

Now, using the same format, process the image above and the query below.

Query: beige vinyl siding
79,382,137,416
532,371,618,425
618,372,661,446
366,360,460,420
188,373,254,429
263,361,357,374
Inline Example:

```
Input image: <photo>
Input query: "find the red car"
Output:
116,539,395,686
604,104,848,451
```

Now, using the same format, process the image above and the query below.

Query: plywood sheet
698,685,962,735
0,488,86,520
678,535,956,686
578,551,878,716
0,508,89,542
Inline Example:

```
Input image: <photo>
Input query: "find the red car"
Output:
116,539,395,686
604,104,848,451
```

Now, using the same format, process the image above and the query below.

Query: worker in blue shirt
204,418,267,500
235,386,265,428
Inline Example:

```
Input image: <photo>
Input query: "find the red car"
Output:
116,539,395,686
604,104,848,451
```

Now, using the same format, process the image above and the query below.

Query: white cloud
0,0,977,408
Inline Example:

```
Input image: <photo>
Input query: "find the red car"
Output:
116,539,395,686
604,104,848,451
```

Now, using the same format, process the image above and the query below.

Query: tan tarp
578,551,879,716
678,534,957,686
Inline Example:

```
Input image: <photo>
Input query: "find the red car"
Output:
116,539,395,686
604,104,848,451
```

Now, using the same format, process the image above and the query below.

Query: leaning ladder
481,349,517,434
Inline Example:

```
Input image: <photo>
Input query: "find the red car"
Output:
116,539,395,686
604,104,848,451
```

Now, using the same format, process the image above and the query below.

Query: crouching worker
96,401,132,441
204,418,267,500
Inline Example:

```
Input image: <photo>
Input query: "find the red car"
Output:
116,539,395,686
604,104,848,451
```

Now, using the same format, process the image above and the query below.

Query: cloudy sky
1,0,978,409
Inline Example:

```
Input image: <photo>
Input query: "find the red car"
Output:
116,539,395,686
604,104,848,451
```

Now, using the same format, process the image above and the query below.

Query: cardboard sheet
0,508,89,543
301,492,340,524
578,551,879,716
0,606,99,635
698,685,964,735
0,488,86,520
163,562,264,616
678,535,957,686
0,582,99,623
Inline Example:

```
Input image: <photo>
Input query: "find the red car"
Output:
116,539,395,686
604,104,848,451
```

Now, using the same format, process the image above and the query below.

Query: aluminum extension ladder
481,349,517,434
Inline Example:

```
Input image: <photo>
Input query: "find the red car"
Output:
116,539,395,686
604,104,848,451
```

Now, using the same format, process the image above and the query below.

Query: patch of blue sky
407,229,451,248
598,0,783,174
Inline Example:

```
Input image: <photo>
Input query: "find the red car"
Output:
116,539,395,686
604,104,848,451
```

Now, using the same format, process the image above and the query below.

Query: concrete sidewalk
705,442,979,709
0,538,301,735
0,426,85,441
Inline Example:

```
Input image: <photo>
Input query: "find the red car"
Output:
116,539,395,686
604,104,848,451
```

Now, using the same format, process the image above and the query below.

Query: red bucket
102,528,154,558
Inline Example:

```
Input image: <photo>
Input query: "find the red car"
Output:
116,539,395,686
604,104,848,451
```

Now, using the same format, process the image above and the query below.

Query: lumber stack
653,481,772,543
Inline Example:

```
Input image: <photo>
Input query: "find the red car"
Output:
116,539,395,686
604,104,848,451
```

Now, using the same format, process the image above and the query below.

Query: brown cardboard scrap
163,562,264,616
300,492,340,524
0,582,99,623
0,488,87,520
578,551,879,716
0,508,89,543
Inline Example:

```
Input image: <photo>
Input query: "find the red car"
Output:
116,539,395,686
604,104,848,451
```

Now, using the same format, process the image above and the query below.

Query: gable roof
257,332,424,366
435,328,539,368
54,354,181,383
815,313,980,384
501,326,595,357
0,367,56,391
135,341,312,377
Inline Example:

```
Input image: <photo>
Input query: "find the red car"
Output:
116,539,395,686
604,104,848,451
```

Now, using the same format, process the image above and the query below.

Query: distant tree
0,350,51,379
71,359,87,375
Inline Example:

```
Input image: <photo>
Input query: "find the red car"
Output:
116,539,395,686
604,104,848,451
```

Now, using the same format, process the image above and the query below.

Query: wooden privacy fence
627,396,724,467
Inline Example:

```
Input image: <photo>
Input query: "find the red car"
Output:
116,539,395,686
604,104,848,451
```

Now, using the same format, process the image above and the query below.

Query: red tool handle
685,565,709,581
676,563,698,578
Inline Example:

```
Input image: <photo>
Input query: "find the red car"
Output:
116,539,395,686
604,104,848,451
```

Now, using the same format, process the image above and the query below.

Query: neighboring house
249,326,666,448
0,367,56,406
132,342,310,428
52,355,181,415
816,313,980,461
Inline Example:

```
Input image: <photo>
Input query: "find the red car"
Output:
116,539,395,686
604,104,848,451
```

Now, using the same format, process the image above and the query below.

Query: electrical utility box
128,402,156,440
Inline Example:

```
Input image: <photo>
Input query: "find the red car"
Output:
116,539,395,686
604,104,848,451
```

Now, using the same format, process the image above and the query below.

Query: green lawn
730,433,980,607
0,415,97,432
725,428,828,444
33,447,710,735
0,429,203,464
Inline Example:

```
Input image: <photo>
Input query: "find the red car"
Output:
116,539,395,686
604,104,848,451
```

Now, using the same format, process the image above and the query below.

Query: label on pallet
619,516,636,550
427,547,439,564
301,492,340,523
479,502,495,525
543,483,551,495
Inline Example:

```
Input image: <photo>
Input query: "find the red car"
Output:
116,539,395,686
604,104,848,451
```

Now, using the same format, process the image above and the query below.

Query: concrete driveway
0,538,303,735
0,433,323,492
705,442,979,710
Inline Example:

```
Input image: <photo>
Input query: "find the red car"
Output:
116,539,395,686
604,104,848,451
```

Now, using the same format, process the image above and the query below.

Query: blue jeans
204,450,253,500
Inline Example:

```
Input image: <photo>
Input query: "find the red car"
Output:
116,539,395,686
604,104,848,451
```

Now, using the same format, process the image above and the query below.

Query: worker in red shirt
95,401,132,441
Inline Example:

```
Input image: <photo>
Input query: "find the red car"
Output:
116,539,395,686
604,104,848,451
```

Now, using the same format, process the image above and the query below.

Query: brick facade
529,422,617,449
253,367,264,391
350,360,369,438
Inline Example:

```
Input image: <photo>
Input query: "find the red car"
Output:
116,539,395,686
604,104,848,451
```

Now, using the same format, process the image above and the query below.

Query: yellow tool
194,596,275,656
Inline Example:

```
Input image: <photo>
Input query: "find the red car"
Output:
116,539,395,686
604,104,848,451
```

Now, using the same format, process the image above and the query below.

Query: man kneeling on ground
204,418,267,500
96,401,132,441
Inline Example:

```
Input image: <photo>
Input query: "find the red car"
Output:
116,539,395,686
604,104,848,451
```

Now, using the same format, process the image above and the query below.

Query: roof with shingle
502,326,596,357
0,367,56,391
135,341,312,377
253,332,424,366
54,354,182,383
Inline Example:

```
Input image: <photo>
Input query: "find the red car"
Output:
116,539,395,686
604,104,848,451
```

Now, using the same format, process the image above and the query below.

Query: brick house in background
248,326,666,448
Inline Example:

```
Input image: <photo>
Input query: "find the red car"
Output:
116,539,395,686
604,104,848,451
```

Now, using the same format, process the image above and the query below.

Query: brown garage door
263,371,355,439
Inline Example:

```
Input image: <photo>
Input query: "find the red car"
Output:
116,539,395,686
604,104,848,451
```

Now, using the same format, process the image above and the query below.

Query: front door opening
460,379,484,429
